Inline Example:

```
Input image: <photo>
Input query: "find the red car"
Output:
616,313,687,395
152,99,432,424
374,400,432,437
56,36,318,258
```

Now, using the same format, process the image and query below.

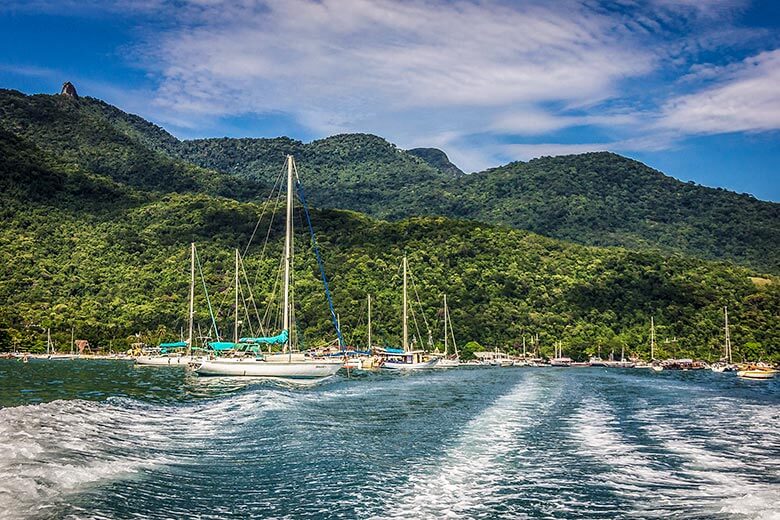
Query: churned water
0,360,778,519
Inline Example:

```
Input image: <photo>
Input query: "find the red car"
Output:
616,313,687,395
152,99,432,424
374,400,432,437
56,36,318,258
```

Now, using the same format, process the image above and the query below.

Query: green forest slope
1,127,777,361
2,89,776,272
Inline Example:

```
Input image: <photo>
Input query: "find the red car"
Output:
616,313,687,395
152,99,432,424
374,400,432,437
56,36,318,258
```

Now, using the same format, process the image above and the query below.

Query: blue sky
1,0,779,201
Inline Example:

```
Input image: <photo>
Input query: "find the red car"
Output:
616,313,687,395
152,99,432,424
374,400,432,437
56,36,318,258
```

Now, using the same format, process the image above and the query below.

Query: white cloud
143,0,655,124
660,49,780,134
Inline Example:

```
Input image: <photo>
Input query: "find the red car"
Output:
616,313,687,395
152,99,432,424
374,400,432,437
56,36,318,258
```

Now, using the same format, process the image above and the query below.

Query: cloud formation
660,49,780,134
4,0,775,172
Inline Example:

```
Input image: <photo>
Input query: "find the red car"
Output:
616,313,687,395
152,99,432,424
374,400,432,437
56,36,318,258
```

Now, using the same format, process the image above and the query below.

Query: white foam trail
0,389,291,520
373,374,547,519
637,400,780,519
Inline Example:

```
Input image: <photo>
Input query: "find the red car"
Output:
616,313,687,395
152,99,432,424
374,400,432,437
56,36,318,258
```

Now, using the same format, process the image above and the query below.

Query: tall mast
283,155,294,343
402,255,408,352
443,294,448,356
188,242,195,356
47,328,51,355
724,306,732,364
234,248,239,345
650,316,655,360
522,336,526,359
367,294,372,350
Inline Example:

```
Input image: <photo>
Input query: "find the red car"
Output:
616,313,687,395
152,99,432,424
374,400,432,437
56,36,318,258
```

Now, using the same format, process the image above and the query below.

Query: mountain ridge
1,88,778,273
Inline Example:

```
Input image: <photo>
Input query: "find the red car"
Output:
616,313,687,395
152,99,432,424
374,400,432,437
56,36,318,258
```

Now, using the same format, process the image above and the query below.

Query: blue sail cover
381,347,405,354
159,341,187,348
208,341,237,351
239,330,289,345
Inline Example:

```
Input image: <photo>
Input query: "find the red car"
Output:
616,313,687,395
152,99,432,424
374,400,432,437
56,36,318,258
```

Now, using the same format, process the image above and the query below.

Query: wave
372,371,560,519
0,388,295,520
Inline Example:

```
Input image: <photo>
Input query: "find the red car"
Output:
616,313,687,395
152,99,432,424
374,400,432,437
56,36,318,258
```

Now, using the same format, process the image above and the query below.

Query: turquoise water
0,360,778,519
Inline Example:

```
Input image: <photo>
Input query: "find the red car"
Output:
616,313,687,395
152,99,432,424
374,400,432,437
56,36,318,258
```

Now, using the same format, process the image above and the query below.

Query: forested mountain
0,88,778,361
2,89,776,272
178,137,780,273
0,89,263,200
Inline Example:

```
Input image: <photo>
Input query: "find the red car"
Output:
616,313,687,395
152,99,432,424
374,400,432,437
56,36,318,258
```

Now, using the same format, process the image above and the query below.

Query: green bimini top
159,341,187,348
208,341,237,351
239,330,288,345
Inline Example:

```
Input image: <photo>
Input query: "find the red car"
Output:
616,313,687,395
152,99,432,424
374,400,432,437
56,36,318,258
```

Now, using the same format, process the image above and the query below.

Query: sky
1,0,779,201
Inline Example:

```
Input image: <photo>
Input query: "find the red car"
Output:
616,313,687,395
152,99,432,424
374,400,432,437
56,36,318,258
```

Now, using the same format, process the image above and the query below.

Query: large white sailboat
378,256,438,370
136,242,200,367
194,156,341,380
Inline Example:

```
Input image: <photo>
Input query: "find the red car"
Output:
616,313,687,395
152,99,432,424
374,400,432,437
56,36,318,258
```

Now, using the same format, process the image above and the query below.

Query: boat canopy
380,347,405,354
159,341,187,348
239,330,289,345
209,341,237,351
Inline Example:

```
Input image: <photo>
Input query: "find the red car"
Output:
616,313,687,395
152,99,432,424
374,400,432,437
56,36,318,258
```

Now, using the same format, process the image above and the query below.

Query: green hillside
0,89,263,200
179,136,780,272
3,89,776,272
1,129,778,361
0,88,778,362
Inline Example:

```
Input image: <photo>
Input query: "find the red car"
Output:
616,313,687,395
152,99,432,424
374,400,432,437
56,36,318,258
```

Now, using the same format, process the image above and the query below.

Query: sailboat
635,317,662,370
136,242,201,367
550,341,572,367
194,156,342,380
377,256,438,370
711,306,737,372
434,294,460,368
45,328,71,360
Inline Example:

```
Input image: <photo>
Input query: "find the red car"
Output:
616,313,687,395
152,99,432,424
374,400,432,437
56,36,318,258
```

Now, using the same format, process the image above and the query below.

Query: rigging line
296,176,345,348
408,297,424,350
195,247,221,341
243,165,286,258
237,272,255,338
409,268,431,333
252,166,286,288
238,251,266,336
261,253,285,332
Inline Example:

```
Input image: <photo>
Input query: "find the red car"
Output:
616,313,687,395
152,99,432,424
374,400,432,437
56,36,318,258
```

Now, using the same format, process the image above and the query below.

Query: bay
0,360,778,519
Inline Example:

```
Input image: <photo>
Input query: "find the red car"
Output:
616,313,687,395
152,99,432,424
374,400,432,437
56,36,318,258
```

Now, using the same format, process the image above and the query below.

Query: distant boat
433,294,460,368
378,256,438,370
550,341,572,367
195,156,342,380
737,366,777,379
136,243,201,367
711,306,737,373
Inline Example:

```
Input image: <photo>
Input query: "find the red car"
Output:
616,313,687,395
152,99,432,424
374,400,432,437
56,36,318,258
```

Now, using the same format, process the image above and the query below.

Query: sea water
0,360,778,519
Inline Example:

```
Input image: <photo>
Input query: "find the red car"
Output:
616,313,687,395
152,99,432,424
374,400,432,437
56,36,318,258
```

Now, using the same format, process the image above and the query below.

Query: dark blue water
1,360,778,519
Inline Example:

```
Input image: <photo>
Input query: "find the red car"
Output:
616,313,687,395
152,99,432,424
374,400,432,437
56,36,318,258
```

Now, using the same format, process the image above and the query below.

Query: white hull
135,355,198,366
382,359,439,370
737,370,777,380
194,358,341,379
434,358,460,368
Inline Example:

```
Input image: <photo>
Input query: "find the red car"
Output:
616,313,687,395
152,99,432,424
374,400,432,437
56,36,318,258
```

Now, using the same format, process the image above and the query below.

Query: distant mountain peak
60,81,78,99
407,147,464,176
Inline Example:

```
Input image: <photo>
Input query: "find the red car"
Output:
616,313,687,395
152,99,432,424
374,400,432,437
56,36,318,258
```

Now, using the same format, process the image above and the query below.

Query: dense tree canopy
0,89,778,361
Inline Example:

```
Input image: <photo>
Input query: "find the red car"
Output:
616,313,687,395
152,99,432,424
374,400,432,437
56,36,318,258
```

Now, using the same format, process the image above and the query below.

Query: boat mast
367,294,372,350
234,248,239,345
443,294,449,356
188,242,195,356
724,306,732,364
47,328,51,355
283,155,294,348
402,255,408,352
650,316,655,360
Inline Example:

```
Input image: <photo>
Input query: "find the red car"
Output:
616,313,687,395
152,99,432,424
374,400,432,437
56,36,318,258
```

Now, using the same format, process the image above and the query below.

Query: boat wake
0,390,292,519
373,372,558,519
